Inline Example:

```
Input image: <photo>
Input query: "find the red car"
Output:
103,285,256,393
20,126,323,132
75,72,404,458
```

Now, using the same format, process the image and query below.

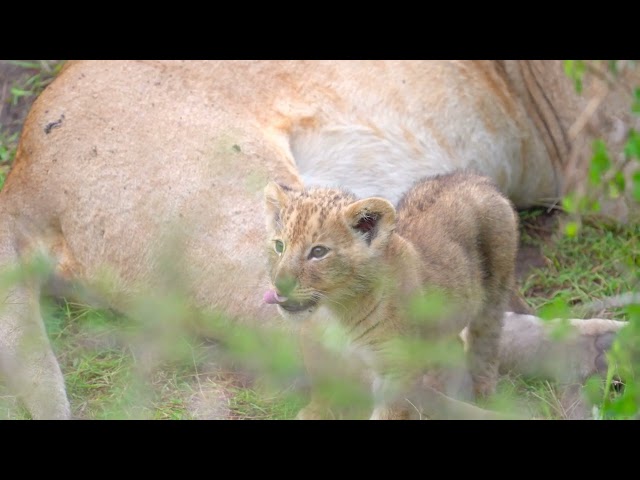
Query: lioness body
0,61,631,418
264,172,517,419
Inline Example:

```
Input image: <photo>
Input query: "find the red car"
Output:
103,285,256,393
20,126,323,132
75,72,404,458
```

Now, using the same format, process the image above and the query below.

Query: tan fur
264,172,518,419
0,60,633,418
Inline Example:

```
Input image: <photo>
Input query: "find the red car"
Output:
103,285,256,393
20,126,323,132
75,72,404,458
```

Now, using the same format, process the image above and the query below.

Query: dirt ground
0,61,59,137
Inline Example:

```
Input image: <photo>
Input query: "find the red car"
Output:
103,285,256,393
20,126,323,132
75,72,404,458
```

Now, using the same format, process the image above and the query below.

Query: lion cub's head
263,182,396,320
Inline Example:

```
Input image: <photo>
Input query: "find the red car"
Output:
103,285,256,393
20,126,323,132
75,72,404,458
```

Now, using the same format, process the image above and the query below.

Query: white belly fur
292,114,553,208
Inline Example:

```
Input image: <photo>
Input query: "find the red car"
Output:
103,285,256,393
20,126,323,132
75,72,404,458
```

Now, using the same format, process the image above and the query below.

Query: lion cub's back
395,171,518,297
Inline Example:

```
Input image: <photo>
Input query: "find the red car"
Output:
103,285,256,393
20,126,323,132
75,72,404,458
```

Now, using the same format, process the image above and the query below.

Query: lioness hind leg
0,281,70,419
0,226,70,419
499,313,625,383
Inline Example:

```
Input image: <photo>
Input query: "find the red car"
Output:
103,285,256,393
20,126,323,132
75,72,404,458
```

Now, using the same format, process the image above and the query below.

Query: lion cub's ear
264,182,290,232
344,197,396,247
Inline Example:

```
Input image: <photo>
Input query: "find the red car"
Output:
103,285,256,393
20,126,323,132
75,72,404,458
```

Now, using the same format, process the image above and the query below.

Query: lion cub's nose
275,275,297,297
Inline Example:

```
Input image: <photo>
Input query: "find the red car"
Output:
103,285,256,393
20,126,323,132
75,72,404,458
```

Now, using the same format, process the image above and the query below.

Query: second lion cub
263,171,518,419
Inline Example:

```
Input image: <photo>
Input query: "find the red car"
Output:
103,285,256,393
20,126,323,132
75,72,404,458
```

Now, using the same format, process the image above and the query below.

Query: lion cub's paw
296,402,332,420
370,406,415,420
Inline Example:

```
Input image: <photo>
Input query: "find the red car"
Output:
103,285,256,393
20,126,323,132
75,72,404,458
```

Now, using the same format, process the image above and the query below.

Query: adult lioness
0,60,633,419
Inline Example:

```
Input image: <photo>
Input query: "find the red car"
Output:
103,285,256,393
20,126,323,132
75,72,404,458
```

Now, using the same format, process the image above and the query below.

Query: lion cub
263,171,518,419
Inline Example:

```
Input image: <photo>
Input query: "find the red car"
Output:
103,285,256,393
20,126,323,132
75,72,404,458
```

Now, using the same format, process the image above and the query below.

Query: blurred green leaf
633,171,640,202
633,88,640,115
549,319,574,341
610,171,626,198
562,193,577,214
625,303,640,319
584,376,605,405
589,139,611,185
625,129,640,159
538,297,570,321
563,60,586,93
564,221,580,238
10,87,33,99
407,290,452,325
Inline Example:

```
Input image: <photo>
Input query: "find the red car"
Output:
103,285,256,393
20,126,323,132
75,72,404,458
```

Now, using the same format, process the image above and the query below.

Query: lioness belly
289,61,558,207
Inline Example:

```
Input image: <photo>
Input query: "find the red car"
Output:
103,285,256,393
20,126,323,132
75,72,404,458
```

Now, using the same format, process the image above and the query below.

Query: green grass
494,210,639,419
0,297,222,419
0,130,18,190
491,376,567,419
43,300,200,419
3,60,63,107
227,384,307,420
0,297,307,420
521,218,639,318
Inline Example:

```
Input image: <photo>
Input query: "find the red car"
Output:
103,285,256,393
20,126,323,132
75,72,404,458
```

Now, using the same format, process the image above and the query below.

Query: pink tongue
263,290,287,304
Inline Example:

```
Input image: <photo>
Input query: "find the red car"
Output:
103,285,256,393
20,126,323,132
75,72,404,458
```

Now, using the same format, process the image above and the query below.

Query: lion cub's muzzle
263,289,318,314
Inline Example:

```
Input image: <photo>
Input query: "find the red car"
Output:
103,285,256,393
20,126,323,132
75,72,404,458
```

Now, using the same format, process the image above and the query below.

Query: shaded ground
0,61,60,131
0,61,63,182
516,209,559,282
0,62,31,135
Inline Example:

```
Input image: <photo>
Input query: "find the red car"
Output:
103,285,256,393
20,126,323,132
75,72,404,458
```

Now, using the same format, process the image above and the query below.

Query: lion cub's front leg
466,309,503,399
296,327,347,420
370,406,413,420
296,398,334,420
369,373,416,420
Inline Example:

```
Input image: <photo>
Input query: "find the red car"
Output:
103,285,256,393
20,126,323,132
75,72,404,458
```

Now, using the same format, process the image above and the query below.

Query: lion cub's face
263,182,396,321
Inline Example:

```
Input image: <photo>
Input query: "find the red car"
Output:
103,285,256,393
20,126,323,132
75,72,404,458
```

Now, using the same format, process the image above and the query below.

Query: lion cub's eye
274,240,285,254
309,245,329,259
